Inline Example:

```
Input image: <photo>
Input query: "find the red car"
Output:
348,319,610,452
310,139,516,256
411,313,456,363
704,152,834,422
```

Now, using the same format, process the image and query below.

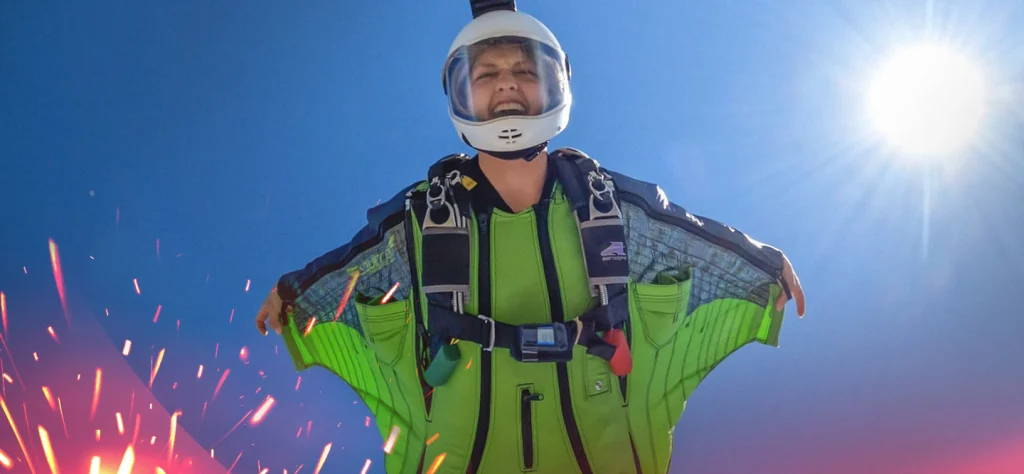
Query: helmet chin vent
498,128,523,143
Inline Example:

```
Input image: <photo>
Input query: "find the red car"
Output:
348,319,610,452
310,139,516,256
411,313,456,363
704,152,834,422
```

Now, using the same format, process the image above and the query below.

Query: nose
495,69,519,92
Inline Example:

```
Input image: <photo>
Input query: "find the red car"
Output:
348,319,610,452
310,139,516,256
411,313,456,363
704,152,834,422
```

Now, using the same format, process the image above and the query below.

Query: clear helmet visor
444,36,570,123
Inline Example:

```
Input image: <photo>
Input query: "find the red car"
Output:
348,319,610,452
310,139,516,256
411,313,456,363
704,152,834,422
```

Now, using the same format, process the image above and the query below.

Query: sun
867,42,988,159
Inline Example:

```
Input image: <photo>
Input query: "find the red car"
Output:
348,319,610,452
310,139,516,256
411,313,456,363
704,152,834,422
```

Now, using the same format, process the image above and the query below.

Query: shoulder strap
549,147,630,288
550,148,633,376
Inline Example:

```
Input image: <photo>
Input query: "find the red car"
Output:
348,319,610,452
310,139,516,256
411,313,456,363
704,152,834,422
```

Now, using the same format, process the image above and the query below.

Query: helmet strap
479,142,548,162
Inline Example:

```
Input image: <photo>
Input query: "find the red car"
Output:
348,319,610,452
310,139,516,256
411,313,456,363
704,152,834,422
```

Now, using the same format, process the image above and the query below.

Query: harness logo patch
600,241,627,262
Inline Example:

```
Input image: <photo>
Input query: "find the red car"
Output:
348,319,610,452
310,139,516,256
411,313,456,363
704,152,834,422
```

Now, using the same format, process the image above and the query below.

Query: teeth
493,102,525,113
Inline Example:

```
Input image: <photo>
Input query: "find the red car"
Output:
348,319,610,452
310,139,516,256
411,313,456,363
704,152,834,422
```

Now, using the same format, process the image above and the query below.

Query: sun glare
867,42,987,159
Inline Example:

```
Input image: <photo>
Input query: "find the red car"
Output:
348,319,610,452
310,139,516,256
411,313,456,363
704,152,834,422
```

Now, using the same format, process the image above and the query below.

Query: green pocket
354,292,412,367
632,267,692,349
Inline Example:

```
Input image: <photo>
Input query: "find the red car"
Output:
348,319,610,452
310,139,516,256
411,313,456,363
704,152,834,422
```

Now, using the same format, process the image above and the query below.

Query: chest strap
420,149,634,387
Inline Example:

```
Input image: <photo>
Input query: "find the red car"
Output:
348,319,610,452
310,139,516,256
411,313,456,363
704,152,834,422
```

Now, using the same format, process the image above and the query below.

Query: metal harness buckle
477,314,495,351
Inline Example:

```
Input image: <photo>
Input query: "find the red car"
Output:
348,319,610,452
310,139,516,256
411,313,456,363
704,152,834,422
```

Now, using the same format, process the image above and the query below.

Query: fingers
268,306,283,334
791,273,806,317
775,254,807,318
255,288,284,336
255,307,269,336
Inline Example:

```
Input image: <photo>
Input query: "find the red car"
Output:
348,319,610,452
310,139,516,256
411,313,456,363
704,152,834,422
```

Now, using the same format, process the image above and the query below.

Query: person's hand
255,287,285,336
773,254,806,317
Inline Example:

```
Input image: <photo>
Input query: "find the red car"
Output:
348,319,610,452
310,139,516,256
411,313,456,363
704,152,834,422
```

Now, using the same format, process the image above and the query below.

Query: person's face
469,43,544,121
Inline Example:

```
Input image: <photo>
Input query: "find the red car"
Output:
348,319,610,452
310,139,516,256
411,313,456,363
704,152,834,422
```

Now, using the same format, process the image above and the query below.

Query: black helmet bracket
470,0,517,18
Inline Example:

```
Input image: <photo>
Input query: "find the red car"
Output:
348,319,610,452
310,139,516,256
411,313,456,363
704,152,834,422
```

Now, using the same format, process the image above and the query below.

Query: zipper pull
523,391,543,403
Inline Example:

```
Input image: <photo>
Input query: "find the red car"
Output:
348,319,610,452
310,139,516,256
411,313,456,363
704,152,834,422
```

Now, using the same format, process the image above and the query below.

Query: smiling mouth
491,101,527,117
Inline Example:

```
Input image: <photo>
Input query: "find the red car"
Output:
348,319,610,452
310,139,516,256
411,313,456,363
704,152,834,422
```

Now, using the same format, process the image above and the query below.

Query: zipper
466,212,492,473
535,201,593,474
521,387,542,470
619,315,631,407
629,433,643,474
407,196,432,474
405,197,434,417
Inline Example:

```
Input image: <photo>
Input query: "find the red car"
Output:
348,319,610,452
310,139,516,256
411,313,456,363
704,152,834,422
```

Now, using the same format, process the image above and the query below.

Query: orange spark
466,358,472,370
122,340,131,356
333,269,360,321
40,387,56,411
1,291,6,335
381,282,400,304
226,450,243,473
296,427,302,438
0,448,11,469
295,376,301,391
131,414,140,445
212,410,252,447
115,413,124,435
48,239,69,325
47,326,59,343
88,456,100,474
313,443,332,474
197,364,204,379
245,279,251,293
37,426,60,474
212,369,229,401
209,449,213,459
156,468,166,474
168,411,180,466
149,348,165,389
383,425,401,454
152,305,162,323
0,332,24,390
426,453,447,474
258,470,267,474
56,398,68,439
249,396,275,426
426,432,439,445
302,318,316,337
150,436,155,445
306,420,312,438
32,352,38,362
133,278,141,295
116,446,134,474
95,430,100,441
90,368,101,421
1,374,10,384
239,346,249,364
228,309,234,323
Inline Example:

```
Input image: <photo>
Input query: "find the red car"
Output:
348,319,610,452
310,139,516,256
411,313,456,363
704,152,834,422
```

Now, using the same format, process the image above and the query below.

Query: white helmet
442,9,572,160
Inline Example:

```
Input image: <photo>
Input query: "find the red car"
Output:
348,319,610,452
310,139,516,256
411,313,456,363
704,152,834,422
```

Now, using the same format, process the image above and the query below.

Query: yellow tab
461,175,478,191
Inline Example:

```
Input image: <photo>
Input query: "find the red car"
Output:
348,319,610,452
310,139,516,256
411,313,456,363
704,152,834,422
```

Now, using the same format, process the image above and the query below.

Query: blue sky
2,1,1023,472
